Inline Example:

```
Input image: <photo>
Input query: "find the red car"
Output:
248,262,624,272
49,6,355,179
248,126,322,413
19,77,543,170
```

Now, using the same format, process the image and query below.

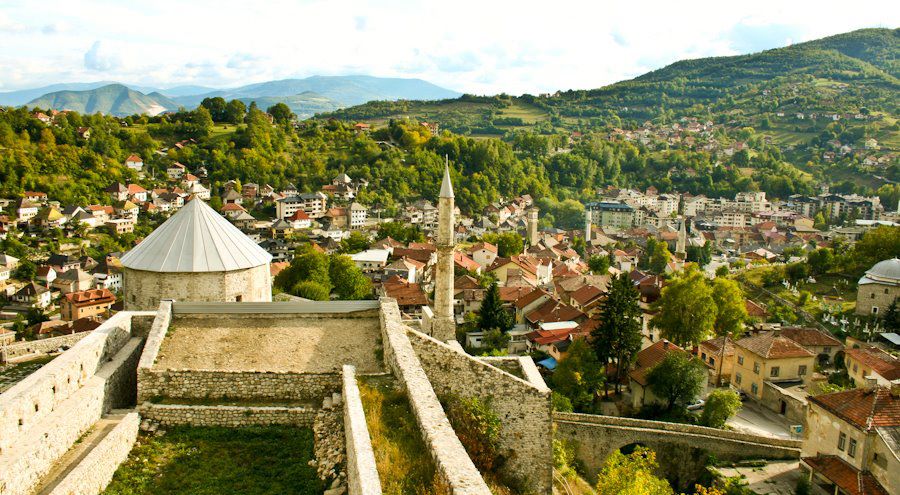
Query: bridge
553,412,801,489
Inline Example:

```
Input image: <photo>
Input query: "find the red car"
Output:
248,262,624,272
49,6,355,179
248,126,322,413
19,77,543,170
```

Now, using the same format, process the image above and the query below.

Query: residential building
844,346,900,387
629,340,696,409
276,192,328,219
60,288,115,321
802,385,898,495
780,326,843,367
12,282,51,308
732,331,816,400
125,154,143,171
586,202,634,229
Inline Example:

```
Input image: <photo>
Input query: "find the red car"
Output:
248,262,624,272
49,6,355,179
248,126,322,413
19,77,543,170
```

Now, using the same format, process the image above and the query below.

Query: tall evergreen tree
592,274,643,393
477,280,512,333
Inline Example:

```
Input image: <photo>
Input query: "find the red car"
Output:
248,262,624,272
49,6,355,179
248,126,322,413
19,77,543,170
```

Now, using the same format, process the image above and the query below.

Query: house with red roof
732,330,815,401
628,340,698,409
802,385,898,495
845,346,900,387
61,288,115,321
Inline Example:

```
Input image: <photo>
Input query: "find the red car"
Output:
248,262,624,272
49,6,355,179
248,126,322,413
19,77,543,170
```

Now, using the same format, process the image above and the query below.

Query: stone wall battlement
137,369,342,403
139,403,317,428
342,365,382,495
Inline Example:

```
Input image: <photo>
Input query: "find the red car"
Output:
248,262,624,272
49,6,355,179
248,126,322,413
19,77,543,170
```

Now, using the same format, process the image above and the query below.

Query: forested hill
321,28,899,131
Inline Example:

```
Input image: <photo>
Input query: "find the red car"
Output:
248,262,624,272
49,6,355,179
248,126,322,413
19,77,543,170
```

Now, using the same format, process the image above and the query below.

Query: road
727,400,796,439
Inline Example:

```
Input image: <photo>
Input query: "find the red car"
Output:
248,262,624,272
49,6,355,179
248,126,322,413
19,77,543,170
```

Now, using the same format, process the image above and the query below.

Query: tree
340,231,370,254
477,280,512,333
552,339,605,412
328,254,372,300
594,447,674,495
292,280,329,300
200,97,227,122
588,254,612,274
267,103,294,124
376,222,424,244
715,265,730,278
480,328,510,354
646,352,707,412
651,267,716,347
224,99,246,124
191,106,214,136
700,389,742,428
883,298,900,330
592,274,642,393
851,226,900,274
784,262,809,283
644,238,671,274
806,248,834,275
711,277,747,385
482,232,524,257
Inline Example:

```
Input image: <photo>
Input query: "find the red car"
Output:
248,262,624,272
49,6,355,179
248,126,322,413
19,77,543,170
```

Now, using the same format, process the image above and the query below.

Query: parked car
687,399,706,411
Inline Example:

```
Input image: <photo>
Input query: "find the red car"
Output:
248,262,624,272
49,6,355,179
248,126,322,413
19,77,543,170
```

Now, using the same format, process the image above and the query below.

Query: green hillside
322,28,899,132
27,84,178,116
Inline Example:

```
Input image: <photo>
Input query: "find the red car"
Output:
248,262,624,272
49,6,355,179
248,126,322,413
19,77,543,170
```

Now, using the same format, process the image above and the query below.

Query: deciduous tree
651,266,716,346
646,352,707,412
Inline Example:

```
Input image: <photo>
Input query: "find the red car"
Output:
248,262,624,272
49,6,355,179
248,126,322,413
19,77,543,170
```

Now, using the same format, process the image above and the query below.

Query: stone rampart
408,330,553,494
137,369,341,403
553,412,801,488
46,411,140,495
0,332,90,363
379,298,491,495
342,365,382,495
139,403,317,427
0,311,147,495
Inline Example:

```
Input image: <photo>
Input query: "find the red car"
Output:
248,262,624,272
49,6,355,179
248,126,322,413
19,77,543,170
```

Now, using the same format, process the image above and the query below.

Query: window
701,352,707,360
872,307,879,314
848,439,857,457
838,432,846,451
710,357,716,366
799,365,807,376
751,383,759,395
824,347,831,354
885,288,890,294
753,362,760,374
871,293,876,299
853,363,859,372
771,366,780,377
735,373,742,385
738,356,744,365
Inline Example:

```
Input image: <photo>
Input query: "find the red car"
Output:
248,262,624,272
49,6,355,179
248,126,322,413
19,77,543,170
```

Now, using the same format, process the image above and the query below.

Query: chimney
891,379,900,398
864,376,878,391
662,340,669,350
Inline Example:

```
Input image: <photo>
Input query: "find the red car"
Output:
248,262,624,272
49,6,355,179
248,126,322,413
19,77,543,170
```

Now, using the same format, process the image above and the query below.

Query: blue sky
0,0,897,94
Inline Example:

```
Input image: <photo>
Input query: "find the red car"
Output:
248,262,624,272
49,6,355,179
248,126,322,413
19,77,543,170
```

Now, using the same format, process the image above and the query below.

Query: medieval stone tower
120,198,273,310
432,162,456,341
526,207,539,247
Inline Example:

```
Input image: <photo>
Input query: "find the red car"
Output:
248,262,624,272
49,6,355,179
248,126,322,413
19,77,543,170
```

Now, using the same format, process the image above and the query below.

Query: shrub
446,396,503,472
700,389,742,428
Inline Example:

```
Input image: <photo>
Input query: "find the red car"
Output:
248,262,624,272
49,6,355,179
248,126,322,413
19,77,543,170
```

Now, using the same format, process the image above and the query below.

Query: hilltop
322,28,899,134
26,84,179,117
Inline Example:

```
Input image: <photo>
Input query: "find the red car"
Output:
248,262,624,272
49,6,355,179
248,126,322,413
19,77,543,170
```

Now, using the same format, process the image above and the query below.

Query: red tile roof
780,327,842,348
570,285,605,306
803,455,888,495
525,299,584,325
64,288,115,306
514,288,549,310
471,242,498,254
629,340,687,386
745,299,769,318
735,332,815,359
845,347,900,381
809,387,900,431
498,286,532,303
382,276,429,307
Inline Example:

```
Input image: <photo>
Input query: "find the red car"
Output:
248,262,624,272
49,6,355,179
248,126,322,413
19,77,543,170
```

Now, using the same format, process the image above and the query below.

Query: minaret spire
432,155,457,342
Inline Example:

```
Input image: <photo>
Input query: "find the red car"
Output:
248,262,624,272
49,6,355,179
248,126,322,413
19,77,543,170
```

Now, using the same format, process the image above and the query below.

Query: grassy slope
102,426,323,495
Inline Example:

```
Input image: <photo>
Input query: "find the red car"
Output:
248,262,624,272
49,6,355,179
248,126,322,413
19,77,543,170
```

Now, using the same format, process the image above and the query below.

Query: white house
125,154,144,171
350,249,390,272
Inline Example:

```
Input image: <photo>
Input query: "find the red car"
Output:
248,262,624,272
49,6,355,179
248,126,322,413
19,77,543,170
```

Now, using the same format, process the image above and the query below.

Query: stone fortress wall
140,403,318,427
343,365,382,495
0,310,154,495
1,332,91,363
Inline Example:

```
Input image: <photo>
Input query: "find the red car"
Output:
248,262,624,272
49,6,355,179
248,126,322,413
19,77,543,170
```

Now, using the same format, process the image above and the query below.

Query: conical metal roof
120,198,271,273
440,162,454,198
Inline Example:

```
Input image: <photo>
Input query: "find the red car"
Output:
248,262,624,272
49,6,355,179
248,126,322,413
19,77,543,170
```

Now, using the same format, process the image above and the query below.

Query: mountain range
0,75,462,117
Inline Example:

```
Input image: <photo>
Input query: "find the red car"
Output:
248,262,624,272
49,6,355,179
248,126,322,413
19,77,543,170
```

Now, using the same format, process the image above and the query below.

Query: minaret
527,207,539,247
675,218,687,258
584,209,592,244
432,160,456,342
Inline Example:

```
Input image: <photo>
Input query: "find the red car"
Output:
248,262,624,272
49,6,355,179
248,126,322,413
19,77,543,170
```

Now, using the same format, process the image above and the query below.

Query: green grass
102,426,323,495
358,376,445,495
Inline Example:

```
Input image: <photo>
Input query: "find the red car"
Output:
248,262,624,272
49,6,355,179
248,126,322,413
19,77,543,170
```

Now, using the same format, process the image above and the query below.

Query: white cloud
0,0,897,93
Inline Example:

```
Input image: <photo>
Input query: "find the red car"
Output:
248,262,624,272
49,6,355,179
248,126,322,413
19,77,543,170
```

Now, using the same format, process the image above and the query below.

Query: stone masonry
432,163,456,342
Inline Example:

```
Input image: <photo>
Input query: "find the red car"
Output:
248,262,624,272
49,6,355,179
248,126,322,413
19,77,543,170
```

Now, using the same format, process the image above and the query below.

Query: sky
0,0,898,95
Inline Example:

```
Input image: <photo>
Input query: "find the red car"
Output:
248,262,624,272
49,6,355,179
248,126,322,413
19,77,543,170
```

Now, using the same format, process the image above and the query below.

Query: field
358,376,445,495
102,426,323,495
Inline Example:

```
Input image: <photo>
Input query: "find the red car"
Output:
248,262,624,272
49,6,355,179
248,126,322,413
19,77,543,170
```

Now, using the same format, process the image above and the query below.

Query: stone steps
31,410,130,495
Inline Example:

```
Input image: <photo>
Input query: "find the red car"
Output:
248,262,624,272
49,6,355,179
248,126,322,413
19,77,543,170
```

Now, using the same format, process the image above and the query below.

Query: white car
686,399,706,411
